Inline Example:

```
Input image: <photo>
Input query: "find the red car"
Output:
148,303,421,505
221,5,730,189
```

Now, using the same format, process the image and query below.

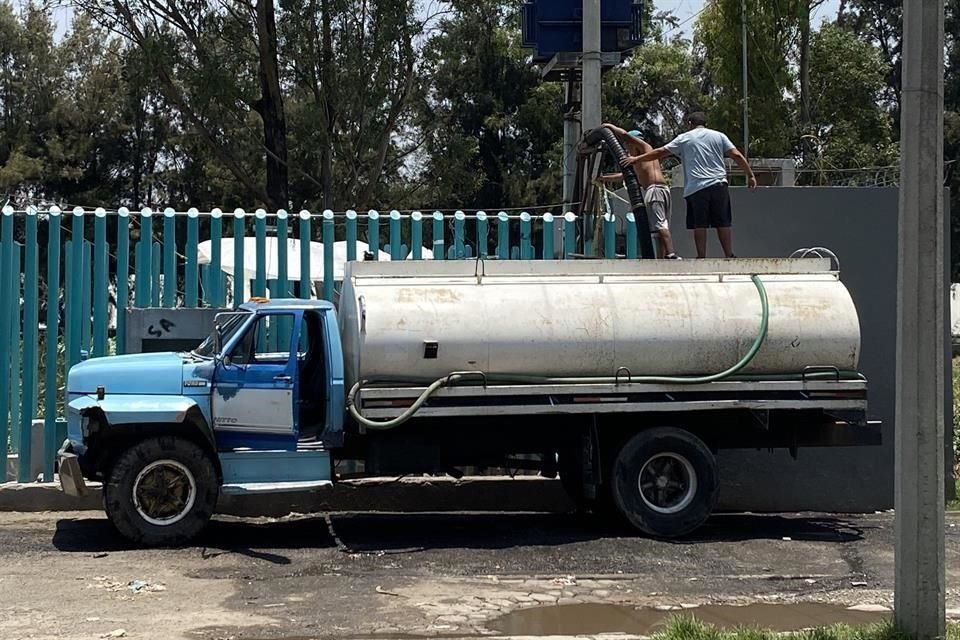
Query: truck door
212,311,302,448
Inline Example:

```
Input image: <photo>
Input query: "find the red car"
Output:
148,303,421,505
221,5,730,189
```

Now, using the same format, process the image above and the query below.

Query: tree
76,0,288,209
799,23,896,180
415,0,553,209
694,0,800,157
280,0,424,211
837,0,901,125
603,39,706,147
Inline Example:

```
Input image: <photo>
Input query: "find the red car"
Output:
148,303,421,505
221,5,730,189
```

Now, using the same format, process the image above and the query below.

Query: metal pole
561,79,580,258
741,0,749,155
894,0,946,636
581,0,601,133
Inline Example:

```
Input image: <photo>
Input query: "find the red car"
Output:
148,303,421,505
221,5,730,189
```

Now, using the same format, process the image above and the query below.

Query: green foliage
799,24,897,179
694,0,799,157
603,39,706,146
655,615,958,640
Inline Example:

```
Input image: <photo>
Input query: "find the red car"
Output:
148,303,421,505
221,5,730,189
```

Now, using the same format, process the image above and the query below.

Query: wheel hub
133,460,197,526
638,453,697,515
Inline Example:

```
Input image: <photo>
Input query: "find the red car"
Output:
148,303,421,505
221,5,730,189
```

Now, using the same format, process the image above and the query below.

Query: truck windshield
192,311,252,358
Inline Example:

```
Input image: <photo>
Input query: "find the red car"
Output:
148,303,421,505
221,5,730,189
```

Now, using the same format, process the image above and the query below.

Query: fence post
345,210,357,262
389,210,402,260
43,207,61,481
254,209,267,298
135,209,152,308
150,242,161,307
0,207,13,462
625,212,638,259
454,211,466,259
185,209,199,307
323,210,334,301
497,212,509,259
520,212,533,260
83,241,93,352
8,243,21,453
563,212,576,259
116,208,129,353
70,209,85,365
367,210,380,258
476,211,488,258
163,208,176,307
276,209,289,298
542,213,554,260
93,208,108,356
411,211,423,259
209,208,223,306
432,212,444,260
18,208,38,482
603,211,616,259
233,209,246,306
299,210,311,299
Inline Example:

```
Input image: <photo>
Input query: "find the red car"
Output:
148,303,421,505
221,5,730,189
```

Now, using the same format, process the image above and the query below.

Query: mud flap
57,452,88,497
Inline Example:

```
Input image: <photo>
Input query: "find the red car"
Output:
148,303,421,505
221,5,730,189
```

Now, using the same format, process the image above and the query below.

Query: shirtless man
597,123,679,259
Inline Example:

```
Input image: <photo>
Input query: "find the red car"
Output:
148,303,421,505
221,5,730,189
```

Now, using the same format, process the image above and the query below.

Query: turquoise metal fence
0,206,639,482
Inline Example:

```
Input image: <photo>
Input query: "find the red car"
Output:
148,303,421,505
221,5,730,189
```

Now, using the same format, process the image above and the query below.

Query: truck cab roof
238,298,335,312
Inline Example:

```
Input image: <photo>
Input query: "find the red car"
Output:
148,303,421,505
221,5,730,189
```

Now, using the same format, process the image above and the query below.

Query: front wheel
611,428,718,538
104,436,219,546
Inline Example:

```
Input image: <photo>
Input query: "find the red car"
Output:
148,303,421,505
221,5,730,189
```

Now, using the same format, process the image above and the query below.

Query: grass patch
949,476,960,511
654,616,960,640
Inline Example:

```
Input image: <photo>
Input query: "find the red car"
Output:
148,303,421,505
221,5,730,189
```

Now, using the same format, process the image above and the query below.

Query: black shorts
685,182,732,229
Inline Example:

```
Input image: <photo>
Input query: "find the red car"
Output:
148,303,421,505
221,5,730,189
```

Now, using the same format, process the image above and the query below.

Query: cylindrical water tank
338,259,861,389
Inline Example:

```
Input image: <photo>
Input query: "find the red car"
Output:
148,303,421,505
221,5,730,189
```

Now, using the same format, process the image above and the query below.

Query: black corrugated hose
582,126,656,259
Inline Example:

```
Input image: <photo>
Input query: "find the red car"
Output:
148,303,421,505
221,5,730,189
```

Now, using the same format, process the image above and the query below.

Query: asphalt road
0,510,957,640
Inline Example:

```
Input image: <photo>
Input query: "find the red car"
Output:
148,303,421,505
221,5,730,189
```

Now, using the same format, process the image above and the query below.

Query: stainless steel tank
338,259,861,388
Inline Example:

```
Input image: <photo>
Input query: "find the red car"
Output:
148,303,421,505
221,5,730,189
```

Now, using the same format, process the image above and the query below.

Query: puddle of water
487,602,890,637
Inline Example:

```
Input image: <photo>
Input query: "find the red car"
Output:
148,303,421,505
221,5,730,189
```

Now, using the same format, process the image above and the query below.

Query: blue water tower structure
521,0,643,78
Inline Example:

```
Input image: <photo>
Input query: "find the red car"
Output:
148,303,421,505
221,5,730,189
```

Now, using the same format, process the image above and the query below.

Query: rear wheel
104,436,219,546
611,428,718,538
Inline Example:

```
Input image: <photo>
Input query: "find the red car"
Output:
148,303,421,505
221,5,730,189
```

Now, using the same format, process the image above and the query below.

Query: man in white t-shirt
621,112,756,258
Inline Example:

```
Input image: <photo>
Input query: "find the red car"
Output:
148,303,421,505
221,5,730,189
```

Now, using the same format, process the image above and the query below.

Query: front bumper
57,440,88,497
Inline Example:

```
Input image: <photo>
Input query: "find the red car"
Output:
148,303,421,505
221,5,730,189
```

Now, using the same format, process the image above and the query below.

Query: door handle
274,375,292,382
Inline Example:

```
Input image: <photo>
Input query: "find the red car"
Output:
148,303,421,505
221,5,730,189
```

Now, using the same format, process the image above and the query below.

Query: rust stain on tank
396,287,464,303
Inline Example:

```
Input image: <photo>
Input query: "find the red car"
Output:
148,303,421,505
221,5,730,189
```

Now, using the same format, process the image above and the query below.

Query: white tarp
951,283,960,340
196,238,434,281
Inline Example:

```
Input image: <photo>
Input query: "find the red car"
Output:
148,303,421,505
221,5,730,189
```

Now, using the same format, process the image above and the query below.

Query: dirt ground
0,510,957,640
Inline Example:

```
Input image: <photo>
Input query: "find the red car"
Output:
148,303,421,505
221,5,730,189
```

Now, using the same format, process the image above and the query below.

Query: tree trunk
320,0,335,210
255,0,290,211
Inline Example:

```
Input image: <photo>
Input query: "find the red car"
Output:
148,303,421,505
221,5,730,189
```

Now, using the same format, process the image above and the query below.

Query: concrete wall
661,186,952,511
124,307,231,354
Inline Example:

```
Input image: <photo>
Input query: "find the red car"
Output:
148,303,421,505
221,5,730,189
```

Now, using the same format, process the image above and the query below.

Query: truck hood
67,352,185,396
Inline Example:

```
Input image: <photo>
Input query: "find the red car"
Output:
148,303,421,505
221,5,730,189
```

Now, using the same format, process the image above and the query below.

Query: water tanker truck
57,258,879,545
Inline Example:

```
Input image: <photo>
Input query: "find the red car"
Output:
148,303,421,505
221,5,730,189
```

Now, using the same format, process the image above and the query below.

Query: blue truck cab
58,299,344,545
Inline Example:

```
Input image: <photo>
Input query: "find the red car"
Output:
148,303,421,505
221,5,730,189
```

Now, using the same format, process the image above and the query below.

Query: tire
611,427,718,538
104,436,219,546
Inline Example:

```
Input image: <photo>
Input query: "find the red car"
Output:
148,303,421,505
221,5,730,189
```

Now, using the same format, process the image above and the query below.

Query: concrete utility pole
581,0,601,254
581,0,601,136
894,0,946,637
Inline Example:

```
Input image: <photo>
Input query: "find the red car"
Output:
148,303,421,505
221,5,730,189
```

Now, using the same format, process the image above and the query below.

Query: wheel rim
133,460,197,526
638,452,697,515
